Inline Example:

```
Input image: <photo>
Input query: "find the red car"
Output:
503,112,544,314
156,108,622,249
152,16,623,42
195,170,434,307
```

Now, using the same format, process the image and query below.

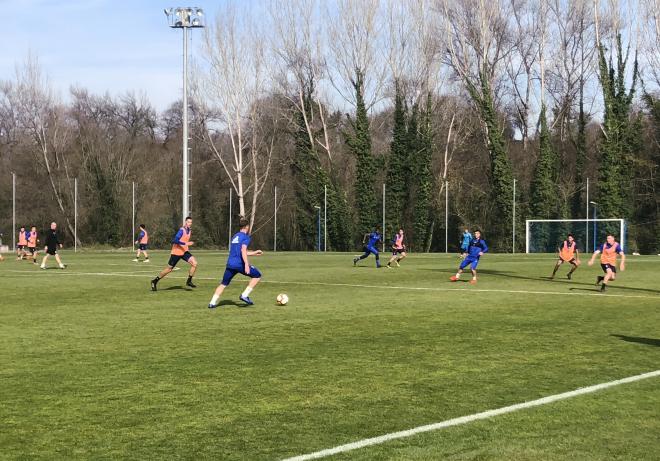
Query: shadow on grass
163,286,187,291
611,334,660,347
217,299,244,307
422,267,660,295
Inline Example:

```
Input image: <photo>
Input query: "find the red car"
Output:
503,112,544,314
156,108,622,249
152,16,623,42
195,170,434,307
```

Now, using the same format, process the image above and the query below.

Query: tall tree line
1,0,659,253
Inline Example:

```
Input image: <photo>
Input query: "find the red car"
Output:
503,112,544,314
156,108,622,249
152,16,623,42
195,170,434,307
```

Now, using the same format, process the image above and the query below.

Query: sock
210,294,220,306
241,286,253,298
187,275,193,283
455,273,461,278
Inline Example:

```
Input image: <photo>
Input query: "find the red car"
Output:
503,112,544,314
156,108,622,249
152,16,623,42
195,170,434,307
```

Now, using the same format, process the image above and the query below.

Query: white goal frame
525,218,625,254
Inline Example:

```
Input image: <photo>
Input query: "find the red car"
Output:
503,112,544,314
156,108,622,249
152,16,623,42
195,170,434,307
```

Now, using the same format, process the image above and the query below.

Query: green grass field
1,250,659,460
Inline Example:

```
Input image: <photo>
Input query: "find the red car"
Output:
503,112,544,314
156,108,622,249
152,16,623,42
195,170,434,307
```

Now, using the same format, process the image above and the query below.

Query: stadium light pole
324,185,327,252
74,177,78,253
585,178,589,253
512,178,517,253
590,201,598,252
132,181,136,252
228,187,232,248
274,186,277,252
314,206,321,251
164,7,204,223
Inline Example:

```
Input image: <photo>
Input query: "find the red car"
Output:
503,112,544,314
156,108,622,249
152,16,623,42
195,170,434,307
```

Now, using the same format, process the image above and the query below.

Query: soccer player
353,226,383,268
550,233,580,280
387,228,407,268
450,229,488,284
460,228,472,258
133,224,150,262
16,226,27,260
151,217,197,291
41,222,65,269
208,218,263,308
588,234,625,292
26,226,39,264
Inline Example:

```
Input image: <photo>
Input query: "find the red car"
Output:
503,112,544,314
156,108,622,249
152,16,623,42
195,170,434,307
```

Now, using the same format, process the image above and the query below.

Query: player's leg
387,251,397,267
239,266,262,305
469,259,479,284
396,251,407,266
372,247,381,268
143,249,149,262
54,253,65,269
551,259,563,278
601,266,615,292
451,259,471,281
40,252,49,269
567,260,578,279
354,247,371,265
152,255,179,290
185,255,197,288
133,248,141,262
209,269,237,308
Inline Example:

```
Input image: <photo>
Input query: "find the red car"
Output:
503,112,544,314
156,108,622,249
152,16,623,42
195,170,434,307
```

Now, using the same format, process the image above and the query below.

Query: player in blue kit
450,230,488,284
353,226,383,268
208,218,263,308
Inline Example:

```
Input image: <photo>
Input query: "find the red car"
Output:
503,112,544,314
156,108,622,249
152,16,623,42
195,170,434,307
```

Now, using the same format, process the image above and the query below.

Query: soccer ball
276,293,289,305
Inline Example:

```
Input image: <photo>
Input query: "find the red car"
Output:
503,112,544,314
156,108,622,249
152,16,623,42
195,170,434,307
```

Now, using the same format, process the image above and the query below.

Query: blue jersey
466,238,488,258
138,230,145,240
597,243,623,253
228,231,250,269
367,232,381,247
461,232,472,247
172,227,190,245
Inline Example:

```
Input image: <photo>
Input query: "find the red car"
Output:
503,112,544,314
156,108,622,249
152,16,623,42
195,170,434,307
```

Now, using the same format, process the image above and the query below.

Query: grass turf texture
1,251,659,460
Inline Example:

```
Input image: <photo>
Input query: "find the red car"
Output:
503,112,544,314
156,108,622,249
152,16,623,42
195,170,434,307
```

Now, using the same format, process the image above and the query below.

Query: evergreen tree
530,105,559,219
345,70,377,236
465,74,515,249
412,93,434,250
572,85,589,218
385,82,409,236
595,34,639,221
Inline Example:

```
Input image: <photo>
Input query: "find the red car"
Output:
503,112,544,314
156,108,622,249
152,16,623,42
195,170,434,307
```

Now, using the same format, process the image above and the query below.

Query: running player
450,229,488,284
386,228,407,268
41,222,66,269
208,218,263,308
151,217,197,291
16,226,27,260
353,226,382,268
588,234,625,292
26,226,39,264
550,233,580,280
133,224,150,262
460,228,472,258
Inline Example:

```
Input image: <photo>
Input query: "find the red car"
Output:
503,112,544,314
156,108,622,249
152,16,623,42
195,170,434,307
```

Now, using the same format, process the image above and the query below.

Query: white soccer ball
276,293,289,305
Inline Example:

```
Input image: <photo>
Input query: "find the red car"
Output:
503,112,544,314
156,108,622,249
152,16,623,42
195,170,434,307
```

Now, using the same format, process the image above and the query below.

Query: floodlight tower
164,7,205,223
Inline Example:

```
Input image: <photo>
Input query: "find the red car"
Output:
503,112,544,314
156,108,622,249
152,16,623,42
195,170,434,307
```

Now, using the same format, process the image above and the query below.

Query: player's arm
247,250,263,256
241,244,251,273
587,248,601,266
362,233,369,244
479,240,488,255
171,229,189,247
574,248,581,264
618,247,625,271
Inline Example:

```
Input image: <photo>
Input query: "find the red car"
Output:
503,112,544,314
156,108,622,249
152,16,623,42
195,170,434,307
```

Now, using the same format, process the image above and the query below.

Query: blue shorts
460,256,480,270
221,265,262,286
139,244,148,251
363,245,379,256
168,251,192,267
461,245,469,252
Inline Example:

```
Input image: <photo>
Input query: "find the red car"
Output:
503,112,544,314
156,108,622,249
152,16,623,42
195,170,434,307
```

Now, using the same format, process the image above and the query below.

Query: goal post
525,219,625,254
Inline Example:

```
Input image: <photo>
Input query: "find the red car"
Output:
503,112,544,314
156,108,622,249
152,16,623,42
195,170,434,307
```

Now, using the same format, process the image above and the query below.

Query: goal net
525,219,626,254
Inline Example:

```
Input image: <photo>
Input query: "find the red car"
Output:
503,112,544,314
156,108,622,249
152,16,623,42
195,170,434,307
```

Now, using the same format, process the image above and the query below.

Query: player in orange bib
16,227,28,260
151,217,197,291
588,234,625,292
133,224,150,263
550,233,580,280
386,228,407,268
26,226,39,264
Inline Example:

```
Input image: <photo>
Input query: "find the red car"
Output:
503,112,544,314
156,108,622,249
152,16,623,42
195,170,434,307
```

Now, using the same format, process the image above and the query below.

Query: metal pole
593,206,597,252
382,183,385,252
274,186,277,252
585,178,589,253
445,180,449,253
513,178,516,253
132,181,136,252
12,172,16,252
74,178,78,253
324,184,327,252
182,25,189,223
228,187,232,248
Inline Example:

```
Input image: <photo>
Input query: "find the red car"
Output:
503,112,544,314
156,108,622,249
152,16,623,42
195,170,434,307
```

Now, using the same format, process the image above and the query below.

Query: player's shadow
217,299,245,307
611,334,660,347
164,286,186,290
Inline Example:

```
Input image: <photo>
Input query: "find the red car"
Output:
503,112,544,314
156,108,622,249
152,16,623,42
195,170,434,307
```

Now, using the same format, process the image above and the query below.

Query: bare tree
197,5,275,229
5,55,78,242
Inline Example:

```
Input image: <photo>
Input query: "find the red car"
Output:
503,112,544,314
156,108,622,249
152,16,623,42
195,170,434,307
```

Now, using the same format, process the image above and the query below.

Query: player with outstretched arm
450,229,488,284
588,234,625,292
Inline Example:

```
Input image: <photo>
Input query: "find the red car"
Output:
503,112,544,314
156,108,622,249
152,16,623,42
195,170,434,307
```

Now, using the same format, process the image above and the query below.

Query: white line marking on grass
2,271,659,300
282,369,660,461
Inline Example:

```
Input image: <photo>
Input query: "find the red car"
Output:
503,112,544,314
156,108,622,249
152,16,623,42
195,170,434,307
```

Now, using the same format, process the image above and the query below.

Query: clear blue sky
1,0,226,111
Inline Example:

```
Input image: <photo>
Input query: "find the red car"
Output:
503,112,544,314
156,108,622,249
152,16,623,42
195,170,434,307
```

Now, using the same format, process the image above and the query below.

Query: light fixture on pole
164,7,205,223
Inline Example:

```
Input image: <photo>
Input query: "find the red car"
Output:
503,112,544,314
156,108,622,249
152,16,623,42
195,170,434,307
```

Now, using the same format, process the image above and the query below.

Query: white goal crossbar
525,219,625,254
